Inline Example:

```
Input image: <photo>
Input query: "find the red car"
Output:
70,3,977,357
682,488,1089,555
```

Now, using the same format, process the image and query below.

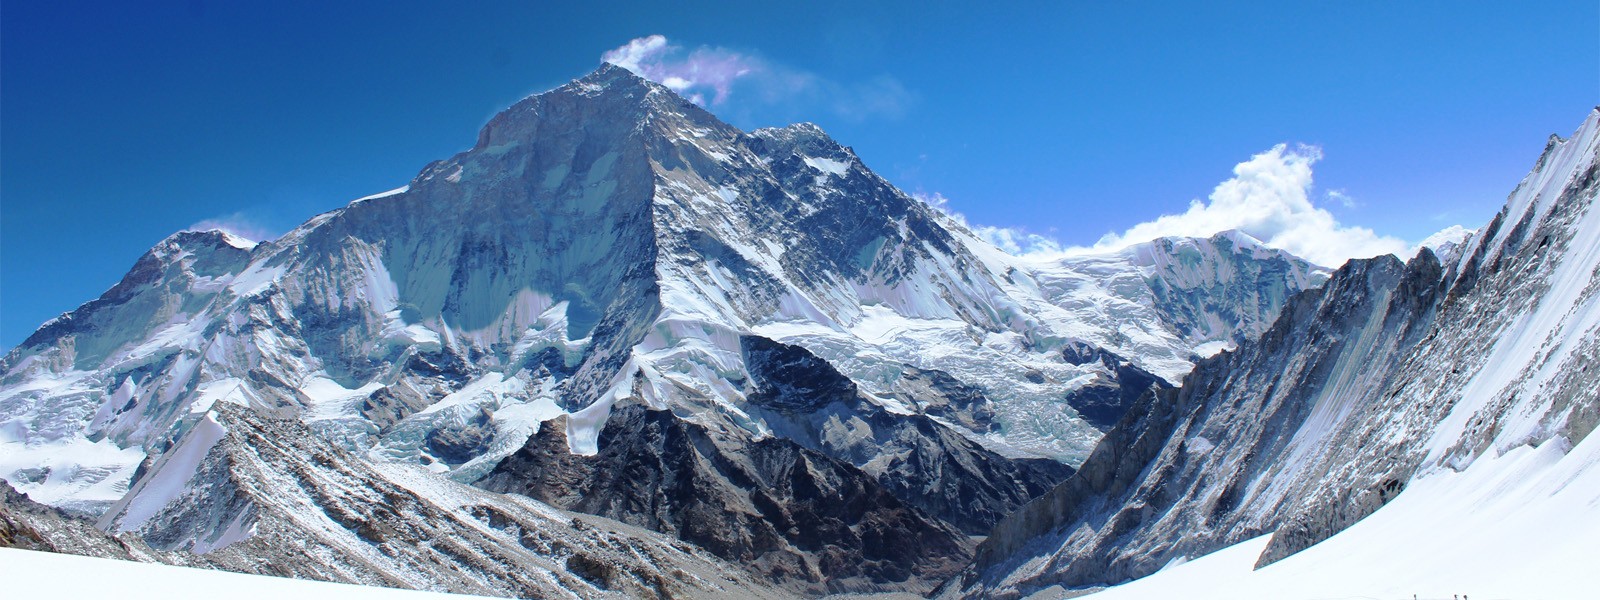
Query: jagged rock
742,336,860,412
1,484,165,562
739,335,1072,535
479,405,969,596
1057,342,1172,430
889,366,998,433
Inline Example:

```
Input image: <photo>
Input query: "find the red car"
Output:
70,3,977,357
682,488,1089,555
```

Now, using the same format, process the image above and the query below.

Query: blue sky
2,1,1596,349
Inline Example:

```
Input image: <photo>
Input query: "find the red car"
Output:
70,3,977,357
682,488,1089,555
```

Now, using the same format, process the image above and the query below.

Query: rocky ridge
957,109,1600,598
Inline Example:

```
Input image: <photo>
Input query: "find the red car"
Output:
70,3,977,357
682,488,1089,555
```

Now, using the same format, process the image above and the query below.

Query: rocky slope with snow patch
90,402,791,599
1,484,167,561
738,335,1075,534
956,108,1600,598
480,403,968,596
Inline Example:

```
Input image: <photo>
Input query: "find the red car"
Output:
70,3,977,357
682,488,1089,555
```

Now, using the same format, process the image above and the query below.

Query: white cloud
1087,144,1409,267
602,35,754,106
1327,188,1358,208
917,145,1414,267
186,212,276,243
601,35,913,120
1412,224,1475,262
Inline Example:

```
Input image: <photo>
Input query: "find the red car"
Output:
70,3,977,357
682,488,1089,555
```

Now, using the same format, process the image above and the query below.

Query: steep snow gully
3,64,1595,599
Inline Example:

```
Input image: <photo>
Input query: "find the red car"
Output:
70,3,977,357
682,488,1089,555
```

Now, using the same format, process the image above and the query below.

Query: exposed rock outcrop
479,404,968,596
740,335,1073,535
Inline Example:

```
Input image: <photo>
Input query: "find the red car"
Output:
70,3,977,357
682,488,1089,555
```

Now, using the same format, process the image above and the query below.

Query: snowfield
1066,423,1600,600
0,547,494,599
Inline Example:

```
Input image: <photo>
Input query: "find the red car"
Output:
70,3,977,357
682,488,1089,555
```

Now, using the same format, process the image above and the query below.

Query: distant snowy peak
10,228,254,366
1123,230,1327,281
1415,225,1475,265
1127,230,1329,344
1023,229,1328,381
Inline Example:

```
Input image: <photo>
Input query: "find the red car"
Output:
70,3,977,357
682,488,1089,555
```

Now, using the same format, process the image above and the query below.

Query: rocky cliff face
958,109,1600,598
479,404,968,596
476,337,1081,594
738,335,1074,535
965,254,1424,595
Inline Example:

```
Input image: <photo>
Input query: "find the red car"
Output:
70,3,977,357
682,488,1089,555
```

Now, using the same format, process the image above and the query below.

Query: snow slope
1071,427,1600,600
0,547,494,600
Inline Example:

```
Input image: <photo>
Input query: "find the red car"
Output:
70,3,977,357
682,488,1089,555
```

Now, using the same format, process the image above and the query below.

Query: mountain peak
569,61,661,94
173,228,258,251
471,62,720,153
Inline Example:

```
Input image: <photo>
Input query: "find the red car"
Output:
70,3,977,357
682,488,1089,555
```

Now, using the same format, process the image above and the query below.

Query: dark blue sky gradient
3,1,1596,348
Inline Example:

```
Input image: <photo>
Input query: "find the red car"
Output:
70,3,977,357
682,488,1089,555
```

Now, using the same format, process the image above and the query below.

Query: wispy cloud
602,35,914,121
1327,188,1359,208
186,212,277,243
602,35,754,106
918,145,1415,267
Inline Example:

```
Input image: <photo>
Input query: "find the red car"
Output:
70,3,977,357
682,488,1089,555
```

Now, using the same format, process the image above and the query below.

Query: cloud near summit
186,212,277,243
601,35,913,121
602,35,754,106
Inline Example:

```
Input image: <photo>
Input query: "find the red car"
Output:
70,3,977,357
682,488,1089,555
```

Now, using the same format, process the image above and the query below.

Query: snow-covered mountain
6,402,790,599
957,109,1600,598
2,64,1325,595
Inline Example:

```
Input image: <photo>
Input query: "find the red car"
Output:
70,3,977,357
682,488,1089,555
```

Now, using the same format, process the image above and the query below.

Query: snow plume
1089,144,1409,267
186,212,276,244
916,191,953,214
602,35,913,120
603,35,755,106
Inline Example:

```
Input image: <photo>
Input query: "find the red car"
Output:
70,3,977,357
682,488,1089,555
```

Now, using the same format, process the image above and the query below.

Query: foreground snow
0,547,492,599
1064,426,1600,600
